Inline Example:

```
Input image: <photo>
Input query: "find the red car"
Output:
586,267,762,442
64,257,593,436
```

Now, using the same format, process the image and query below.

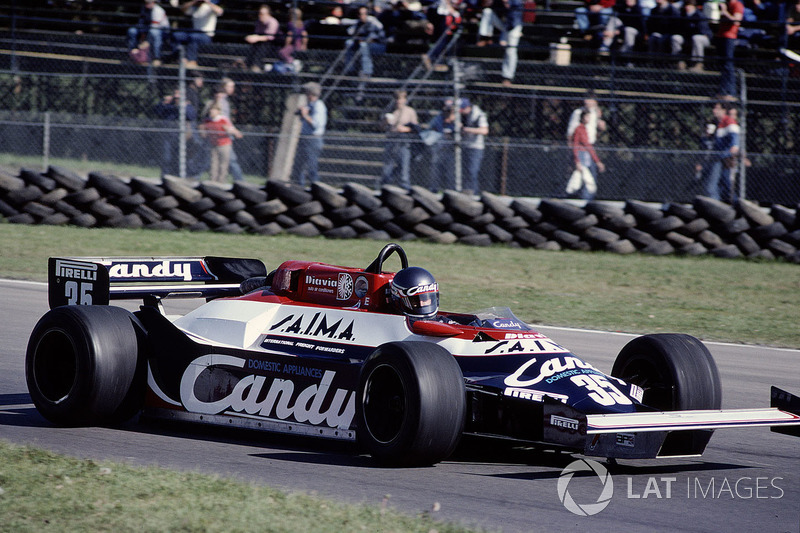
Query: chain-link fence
1,5,799,205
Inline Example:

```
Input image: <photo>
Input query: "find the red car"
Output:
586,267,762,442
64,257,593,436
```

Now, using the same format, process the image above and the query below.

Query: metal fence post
178,46,187,180
738,68,747,201
42,111,50,172
453,59,463,193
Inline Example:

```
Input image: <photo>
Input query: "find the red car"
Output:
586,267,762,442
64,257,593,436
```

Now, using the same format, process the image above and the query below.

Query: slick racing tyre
357,342,465,466
26,305,146,426
611,333,722,456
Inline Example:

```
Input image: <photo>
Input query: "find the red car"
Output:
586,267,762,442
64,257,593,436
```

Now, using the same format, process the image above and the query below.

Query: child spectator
200,103,242,183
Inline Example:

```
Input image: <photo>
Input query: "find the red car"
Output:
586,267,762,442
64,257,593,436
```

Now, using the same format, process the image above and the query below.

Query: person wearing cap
459,98,489,195
172,0,224,68
293,82,327,186
427,98,456,191
127,0,170,66
381,90,418,190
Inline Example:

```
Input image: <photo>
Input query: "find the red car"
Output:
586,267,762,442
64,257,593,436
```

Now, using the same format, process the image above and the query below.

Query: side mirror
410,319,462,337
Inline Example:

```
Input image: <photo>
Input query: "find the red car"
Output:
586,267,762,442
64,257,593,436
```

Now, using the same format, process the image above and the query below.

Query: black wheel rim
33,329,79,404
617,355,676,411
363,363,406,444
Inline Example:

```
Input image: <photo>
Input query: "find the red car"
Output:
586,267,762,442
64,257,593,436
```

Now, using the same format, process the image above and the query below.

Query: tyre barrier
1,166,799,263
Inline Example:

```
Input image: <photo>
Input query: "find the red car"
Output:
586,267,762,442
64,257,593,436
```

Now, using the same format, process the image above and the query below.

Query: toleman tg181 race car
26,243,800,466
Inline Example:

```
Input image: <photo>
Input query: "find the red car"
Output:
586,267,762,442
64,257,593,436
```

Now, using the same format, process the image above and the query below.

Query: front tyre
611,333,722,455
357,341,465,466
25,305,145,426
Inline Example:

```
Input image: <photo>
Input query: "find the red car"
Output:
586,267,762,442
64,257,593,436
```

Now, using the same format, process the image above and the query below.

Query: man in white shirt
171,0,224,68
566,90,606,146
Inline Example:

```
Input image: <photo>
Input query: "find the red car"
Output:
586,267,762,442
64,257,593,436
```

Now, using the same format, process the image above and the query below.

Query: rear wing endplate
48,256,266,309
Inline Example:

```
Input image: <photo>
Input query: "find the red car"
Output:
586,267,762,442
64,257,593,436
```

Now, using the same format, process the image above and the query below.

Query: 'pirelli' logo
550,415,580,431
55,259,98,281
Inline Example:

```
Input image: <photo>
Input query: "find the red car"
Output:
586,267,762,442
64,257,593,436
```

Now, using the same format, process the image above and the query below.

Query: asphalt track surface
1,279,798,533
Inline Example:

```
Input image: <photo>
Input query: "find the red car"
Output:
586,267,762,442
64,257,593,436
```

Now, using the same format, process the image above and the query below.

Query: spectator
458,98,489,195
171,0,223,69
574,0,616,41
567,110,605,200
674,0,712,71
206,78,245,182
599,0,645,55
127,0,170,66
185,71,205,112
154,89,207,180
477,0,505,46
320,5,344,25
292,82,327,186
787,0,800,48
646,0,680,57
344,6,387,78
154,89,192,178
714,0,744,99
200,103,242,183
279,8,309,66
478,0,525,85
427,98,457,191
422,0,462,70
381,90,418,190
244,4,281,72
705,100,740,202
566,90,607,148
379,0,424,43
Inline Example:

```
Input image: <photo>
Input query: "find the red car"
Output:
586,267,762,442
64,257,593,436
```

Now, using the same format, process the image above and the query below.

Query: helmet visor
401,291,439,318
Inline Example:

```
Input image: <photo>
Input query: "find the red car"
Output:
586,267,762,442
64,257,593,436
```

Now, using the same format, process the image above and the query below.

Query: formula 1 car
26,244,800,466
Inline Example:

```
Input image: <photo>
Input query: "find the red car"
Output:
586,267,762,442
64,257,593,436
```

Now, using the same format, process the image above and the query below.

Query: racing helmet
390,267,439,319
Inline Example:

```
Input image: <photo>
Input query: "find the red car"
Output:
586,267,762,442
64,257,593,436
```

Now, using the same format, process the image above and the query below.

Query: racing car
26,243,800,466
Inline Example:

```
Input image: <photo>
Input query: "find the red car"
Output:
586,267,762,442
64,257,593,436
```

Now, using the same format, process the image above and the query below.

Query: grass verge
1,223,798,347
0,441,473,533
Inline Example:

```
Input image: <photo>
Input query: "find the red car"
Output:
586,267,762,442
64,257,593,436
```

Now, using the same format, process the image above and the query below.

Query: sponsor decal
487,319,524,329
337,273,353,300
503,387,568,403
180,354,355,428
392,282,438,298
504,332,547,340
550,414,580,431
503,356,601,387
305,274,337,295
54,259,98,281
483,338,570,355
269,311,356,341
629,384,644,403
354,275,369,298
261,337,349,356
616,433,635,447
108,260,195,282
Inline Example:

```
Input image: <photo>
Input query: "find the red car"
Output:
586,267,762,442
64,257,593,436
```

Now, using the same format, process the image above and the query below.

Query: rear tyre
25,305,145,426
357,341,465,466
611,333,722,455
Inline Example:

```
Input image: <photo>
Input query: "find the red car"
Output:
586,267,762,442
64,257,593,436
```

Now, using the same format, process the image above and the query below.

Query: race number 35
571,374,632,406
65,281,93,305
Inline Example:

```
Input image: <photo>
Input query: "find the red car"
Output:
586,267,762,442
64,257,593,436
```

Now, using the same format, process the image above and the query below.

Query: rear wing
48,256,267,309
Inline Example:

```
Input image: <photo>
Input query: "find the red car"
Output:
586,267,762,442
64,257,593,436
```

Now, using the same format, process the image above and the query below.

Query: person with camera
171,0,223,68
292,82,327,186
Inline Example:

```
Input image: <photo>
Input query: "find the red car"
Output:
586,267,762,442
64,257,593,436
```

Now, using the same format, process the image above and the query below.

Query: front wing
542,387,800,459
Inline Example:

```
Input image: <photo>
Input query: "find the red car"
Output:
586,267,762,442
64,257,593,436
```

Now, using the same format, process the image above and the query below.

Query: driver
390,267,439,320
